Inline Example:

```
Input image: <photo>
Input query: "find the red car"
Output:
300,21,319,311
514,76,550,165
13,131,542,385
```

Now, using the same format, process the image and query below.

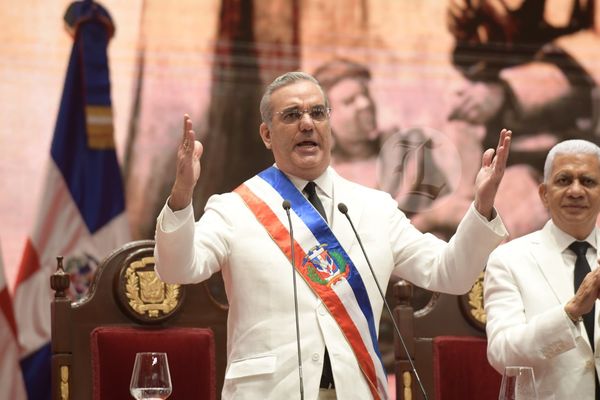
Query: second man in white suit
485,139,600,399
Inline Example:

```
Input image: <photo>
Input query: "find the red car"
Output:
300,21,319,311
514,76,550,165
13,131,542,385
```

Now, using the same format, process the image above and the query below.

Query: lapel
532,223,600,351
531,222,573,305
329,169,363,257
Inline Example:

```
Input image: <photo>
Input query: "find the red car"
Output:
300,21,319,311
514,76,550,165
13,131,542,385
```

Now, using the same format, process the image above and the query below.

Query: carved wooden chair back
50,240,228,399
393,274,502,400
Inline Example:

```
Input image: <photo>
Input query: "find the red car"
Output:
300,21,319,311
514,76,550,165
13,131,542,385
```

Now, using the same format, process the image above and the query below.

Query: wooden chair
393,274,502,400
50,240,228,400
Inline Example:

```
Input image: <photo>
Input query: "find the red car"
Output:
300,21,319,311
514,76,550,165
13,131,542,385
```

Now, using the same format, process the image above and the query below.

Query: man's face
539,153,600,239
327,77,376,145
259,80,332,181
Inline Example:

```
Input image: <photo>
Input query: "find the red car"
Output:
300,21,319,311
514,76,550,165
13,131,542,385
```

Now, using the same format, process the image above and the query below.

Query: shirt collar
550,220,597,253
274,164,333,199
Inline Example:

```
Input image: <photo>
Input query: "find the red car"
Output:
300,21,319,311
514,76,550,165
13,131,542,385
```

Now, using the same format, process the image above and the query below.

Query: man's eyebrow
280,105,300,112
554,170,573,175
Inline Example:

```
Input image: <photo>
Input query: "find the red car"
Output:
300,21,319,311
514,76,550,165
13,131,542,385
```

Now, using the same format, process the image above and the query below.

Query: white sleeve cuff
470,202,508,238
160,198,193,233
563,307,583,338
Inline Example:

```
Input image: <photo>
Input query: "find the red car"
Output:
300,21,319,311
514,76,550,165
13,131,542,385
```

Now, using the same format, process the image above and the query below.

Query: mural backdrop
1,0,599,380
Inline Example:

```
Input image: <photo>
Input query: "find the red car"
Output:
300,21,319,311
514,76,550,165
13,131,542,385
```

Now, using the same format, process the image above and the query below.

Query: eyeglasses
275,105,331,124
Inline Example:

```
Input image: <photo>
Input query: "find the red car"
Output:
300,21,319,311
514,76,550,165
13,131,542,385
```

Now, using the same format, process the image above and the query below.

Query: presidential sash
234,166,389,400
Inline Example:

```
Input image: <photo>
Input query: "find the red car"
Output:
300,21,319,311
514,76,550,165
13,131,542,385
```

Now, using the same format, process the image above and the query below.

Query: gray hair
543,139,600,182
259,71,329,125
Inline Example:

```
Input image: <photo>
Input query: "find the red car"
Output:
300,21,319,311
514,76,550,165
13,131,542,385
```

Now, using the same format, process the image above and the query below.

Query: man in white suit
485,139,600,399
154,72,511,399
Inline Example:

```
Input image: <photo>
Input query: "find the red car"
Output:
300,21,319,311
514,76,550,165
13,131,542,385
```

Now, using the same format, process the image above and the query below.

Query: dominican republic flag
12,2,130,399
0,240,27,400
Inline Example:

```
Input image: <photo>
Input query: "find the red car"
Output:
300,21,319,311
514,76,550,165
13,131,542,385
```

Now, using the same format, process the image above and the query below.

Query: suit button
586,359,595,370
312,353,320,362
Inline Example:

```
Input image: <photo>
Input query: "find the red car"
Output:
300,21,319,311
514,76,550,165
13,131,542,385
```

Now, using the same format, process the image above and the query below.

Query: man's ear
538,183,549,208
259,122,272,149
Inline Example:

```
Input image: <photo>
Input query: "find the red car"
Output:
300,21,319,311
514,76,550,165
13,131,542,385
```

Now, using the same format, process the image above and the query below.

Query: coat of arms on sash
302,244,350,286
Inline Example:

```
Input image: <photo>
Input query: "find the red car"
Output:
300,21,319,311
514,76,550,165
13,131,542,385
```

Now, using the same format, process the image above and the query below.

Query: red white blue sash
234,166,389,400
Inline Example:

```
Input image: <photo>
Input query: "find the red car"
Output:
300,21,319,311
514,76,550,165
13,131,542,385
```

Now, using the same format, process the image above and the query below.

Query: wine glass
498,366,538,400
130,352,172,400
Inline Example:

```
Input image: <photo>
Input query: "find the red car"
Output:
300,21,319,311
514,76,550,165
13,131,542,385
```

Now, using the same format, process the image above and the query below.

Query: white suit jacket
485,220,599,400
155,167,507,400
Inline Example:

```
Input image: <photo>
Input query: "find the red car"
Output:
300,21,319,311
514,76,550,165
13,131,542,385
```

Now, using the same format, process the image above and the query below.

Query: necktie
304,181,327,222
304,181,334,388
569,241,595,350
569,241,599,399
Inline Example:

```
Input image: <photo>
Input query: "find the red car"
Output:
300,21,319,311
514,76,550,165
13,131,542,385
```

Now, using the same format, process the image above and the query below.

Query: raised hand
474,128,511,219
168,114,203,211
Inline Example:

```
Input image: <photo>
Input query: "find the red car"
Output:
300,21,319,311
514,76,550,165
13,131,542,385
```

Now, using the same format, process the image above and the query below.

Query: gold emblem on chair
467,272,486,324
137,271,166,303
124,257,181,319
458,271,487,331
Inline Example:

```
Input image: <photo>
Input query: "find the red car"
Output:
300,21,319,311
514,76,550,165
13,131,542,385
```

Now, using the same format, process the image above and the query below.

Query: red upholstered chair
394,274,501,400
91,326,215,400
432,336,501,400
50,240,228,400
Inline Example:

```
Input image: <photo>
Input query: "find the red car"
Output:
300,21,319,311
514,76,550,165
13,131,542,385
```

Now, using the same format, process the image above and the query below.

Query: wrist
564,307,583,324
474,200,494,221
168,186,193,211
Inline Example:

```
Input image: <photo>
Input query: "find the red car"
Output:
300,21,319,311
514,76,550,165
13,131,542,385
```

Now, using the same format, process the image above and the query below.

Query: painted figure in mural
446,0,600,238
153,71,512,399
448,0,600,173
312,59,386,188
485,139,600,399
313,59,451,219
